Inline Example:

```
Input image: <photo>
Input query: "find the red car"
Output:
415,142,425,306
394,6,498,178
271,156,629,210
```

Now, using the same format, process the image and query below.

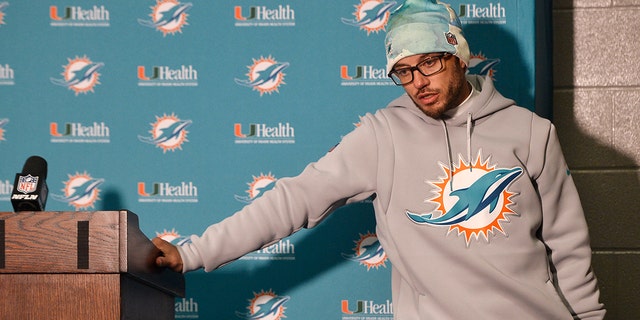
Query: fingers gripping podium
0,210,185,320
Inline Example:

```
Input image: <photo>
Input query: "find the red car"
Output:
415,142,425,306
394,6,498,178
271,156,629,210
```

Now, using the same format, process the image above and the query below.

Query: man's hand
152,237,184,273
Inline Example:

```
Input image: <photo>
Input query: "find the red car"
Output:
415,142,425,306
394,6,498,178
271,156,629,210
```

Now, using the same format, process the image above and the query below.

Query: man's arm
533,123,605,319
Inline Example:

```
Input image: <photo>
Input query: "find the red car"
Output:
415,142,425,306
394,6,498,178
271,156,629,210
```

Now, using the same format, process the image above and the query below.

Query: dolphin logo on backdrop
236,290,290,320
156,229,191,245
0,118,8,141
235,56,288,96
138,113,191,152
467,52,500,78
50,56,104,95
138,0,192,36
0,2,9,26
406,151,523,246
341,0,396,34
234,173,277,204
51,172,104,210
342,232,388,270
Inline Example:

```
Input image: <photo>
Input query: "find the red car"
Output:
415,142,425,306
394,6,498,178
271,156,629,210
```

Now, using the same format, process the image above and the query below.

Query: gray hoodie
178,75,605,319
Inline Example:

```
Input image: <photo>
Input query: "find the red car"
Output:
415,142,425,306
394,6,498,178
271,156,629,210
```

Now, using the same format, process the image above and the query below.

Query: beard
412,64,470,119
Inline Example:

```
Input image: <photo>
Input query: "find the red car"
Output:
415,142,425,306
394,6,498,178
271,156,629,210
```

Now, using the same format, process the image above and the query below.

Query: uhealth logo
340,63,394,86
50,121,111,143
137,64,198,87
236,289,290,320
138,113,192,153
0,118,8,142
341,0,396,35
341,232,388,270
234,4,295,27
341,299,393,318
235,56,289,96
49,4,110,27
50,56,104,95
138,180,198,203
0,63,14,85
51,172,104,210
234,122,295,144
138,0,192,36
0,2,8,27
458,2,507,24
0,178,12,201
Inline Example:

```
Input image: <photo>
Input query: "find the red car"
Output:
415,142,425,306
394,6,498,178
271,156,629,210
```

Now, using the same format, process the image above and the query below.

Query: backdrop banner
0,1,541,319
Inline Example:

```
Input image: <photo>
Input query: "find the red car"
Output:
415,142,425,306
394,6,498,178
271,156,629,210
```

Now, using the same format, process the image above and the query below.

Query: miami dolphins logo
468,52,500,79
0,2,8,26
0,118,8,141
51,172,104,210
235,56,288,96
406,152,522,245
341,0,396,35
342,232,387,270
156,228,190,245
236,289,290,320
50,56,104,95
138,113,191,152
138,0,192,36
234,173,277,204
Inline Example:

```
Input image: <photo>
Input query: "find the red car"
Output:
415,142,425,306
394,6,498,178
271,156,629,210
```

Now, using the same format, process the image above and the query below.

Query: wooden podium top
0,210,184,297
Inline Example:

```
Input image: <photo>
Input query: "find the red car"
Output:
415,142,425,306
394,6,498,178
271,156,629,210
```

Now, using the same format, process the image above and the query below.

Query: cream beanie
385,0,470,74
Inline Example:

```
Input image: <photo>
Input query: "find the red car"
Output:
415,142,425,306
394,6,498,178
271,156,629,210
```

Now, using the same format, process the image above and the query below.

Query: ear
457,56,468,69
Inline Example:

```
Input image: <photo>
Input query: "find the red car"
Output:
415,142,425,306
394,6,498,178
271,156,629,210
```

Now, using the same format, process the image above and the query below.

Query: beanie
385,0,470,74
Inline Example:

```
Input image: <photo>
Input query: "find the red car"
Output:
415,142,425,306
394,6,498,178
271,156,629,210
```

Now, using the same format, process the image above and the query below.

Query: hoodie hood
386,74,515,126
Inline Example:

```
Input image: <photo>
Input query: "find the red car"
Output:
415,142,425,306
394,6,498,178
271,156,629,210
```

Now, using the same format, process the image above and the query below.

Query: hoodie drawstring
467,112,473,173
440,113,474,191
440,119,454,191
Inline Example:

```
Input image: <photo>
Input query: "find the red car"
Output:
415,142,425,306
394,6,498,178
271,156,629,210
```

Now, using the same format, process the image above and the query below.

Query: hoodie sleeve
531,119,605,319
177,117,379,273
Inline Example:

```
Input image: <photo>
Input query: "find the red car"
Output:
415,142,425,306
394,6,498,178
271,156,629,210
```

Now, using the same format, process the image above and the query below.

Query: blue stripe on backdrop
0,1,542,318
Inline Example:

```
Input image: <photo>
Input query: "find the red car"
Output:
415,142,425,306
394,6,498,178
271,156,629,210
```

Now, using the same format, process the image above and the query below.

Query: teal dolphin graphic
0,118,8,128
235,295,290,320
342,238,385,262
468,58,500,76
50,62,104,87
234,62,289,88
341,1,396,27
138,2,192,28
234,181,276,204
51,178,104,203
0,2,9,13
407,167,522,226
138,119,192,145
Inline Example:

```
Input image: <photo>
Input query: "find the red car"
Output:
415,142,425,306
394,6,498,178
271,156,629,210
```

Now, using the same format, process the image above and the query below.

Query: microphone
11,156,49,212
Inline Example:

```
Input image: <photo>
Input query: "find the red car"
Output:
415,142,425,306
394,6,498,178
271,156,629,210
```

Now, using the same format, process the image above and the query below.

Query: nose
411,69,430,88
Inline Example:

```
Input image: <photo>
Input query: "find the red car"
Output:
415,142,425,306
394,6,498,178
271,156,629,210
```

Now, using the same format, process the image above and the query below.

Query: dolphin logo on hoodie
407,167,522,226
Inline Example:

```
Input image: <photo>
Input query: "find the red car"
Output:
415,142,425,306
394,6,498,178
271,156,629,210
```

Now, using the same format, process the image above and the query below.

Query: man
153,0,606,318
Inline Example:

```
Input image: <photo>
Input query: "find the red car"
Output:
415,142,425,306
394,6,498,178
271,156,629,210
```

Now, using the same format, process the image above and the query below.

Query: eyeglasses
388,53,451,86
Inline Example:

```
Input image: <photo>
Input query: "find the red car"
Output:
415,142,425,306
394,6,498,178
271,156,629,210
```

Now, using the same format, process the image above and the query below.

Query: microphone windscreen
22,156,48,179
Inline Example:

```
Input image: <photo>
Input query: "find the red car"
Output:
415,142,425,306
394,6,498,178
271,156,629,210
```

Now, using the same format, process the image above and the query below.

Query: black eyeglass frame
388,53,452,86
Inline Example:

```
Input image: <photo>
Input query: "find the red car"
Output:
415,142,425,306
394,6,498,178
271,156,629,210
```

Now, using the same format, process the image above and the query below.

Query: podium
0,210,185,320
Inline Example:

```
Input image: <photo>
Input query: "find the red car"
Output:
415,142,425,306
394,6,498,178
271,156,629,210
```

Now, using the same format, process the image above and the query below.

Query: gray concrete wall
552,0,640,318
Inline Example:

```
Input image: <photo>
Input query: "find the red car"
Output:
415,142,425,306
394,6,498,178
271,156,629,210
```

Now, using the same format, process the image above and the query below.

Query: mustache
417,88,439,96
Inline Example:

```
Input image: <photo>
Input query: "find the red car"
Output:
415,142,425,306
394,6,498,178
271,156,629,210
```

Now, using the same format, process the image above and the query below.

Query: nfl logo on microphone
17,175,38,194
